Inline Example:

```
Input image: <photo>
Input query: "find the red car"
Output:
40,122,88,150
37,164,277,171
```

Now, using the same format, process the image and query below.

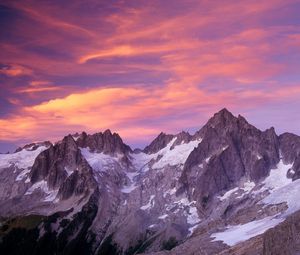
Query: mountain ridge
1,108,300,255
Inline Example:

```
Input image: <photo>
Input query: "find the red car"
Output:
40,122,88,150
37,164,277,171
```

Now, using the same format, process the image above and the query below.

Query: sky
0,0,300,152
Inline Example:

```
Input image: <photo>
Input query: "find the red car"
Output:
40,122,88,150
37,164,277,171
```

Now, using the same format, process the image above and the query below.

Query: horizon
1,108,298,153
1,0,300,152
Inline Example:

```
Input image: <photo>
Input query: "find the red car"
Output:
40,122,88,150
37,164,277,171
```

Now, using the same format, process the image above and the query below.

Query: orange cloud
2,82,300,145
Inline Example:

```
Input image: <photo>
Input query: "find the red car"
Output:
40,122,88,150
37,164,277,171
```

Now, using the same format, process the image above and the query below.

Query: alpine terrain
1,108,300,255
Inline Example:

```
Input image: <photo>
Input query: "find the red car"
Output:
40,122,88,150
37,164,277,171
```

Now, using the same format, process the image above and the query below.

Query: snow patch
221,146,229,152
80,148,122,172
205,156,211,163
187,206,200,225
130,152,152,172
263,178,300,216
219,187,239,201
64,166,74,177
0,146,47,171
16,168,31,181
163,187,177,198
121,171,139,193
219,181,255,201
241,181,256,193
152,138,202,169
211,216,284,246
263,160,293,190
25,180,58,202
140,195,155,210
158,214,168,220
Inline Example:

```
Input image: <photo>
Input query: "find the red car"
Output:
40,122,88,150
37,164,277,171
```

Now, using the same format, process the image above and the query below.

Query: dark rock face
76,130,132,155
30,135,96,200
170,131,192,149
263,210,300,255
279,133,300,180
143,132,174,154
0,190,99,255
181,108,280,205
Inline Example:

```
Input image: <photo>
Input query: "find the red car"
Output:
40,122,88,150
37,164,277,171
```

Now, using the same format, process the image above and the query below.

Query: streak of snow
188,224,199,235
205,156,211,163
221,146,229,151
219,187,239,201
211,216,284,246
16,168,31,181
140,195,155,210
64,166,74,177
219,181,255,201
158,214,168,219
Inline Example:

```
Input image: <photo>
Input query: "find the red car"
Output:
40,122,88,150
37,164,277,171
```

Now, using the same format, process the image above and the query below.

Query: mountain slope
1,108,300,255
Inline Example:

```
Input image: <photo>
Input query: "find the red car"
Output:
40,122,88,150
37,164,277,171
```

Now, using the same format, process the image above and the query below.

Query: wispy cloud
0,0,300,148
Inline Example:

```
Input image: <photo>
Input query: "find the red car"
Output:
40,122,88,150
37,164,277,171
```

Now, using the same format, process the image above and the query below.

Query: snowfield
0,146,47,171
211,216,284,246
212,159,299,246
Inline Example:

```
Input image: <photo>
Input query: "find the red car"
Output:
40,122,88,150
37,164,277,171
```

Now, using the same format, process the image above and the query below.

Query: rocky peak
15,141,52,153
143,132,175,154
206,108,253,133
29,134,97,200
180,109,281,207
76,130,132,156
208,108,236,126
170,131,193,149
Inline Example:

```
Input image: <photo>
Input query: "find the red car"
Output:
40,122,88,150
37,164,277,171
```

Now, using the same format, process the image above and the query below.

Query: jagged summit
75,130,132,155
143,132,175,154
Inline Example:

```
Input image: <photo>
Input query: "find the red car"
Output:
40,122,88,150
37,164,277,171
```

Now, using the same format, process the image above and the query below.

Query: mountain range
1,108,300,255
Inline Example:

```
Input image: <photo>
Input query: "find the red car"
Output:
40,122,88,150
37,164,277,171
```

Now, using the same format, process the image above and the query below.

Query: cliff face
181,109,280,206
30,134,97,200
263,210,300,255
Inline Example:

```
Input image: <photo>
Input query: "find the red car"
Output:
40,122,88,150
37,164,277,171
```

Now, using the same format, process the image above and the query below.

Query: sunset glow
1,0,300,151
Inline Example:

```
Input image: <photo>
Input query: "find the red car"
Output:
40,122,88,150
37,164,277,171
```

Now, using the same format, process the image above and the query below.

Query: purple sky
1,0,300,152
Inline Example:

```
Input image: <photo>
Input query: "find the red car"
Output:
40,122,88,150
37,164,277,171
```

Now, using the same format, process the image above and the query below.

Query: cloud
1,0,300,148
1,82,300,146
0,64,32,77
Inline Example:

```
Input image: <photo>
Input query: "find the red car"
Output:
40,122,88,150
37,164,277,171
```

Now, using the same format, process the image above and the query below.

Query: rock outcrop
30,134,97,200
181,108,280,207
